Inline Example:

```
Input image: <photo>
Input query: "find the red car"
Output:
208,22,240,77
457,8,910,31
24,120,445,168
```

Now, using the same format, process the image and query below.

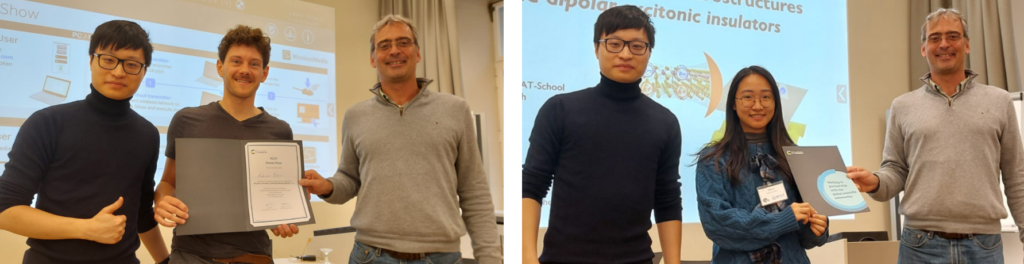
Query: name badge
757,181,788,207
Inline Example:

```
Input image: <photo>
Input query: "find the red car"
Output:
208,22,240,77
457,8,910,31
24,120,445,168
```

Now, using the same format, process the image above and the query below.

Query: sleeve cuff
522,195,543,204
773,206,802,235
867,172,882,194
654,208,683,223
476,256,503,264
317,177,339,202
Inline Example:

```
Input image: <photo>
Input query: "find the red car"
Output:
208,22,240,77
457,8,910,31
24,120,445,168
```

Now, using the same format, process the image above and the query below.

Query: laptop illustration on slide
297,103,319,123
30,76,71,105
195,61,222,87
200,91,222,106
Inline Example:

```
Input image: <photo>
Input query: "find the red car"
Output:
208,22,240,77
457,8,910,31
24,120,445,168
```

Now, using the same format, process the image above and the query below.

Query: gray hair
370,14,419,52
920,8,969,42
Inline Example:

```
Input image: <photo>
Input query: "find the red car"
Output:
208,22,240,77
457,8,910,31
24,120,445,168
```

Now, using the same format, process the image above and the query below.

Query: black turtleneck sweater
0,86,159,264
523,74,683,264
746,132,768,143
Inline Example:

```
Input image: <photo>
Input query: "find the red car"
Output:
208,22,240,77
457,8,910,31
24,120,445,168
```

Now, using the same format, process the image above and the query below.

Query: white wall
1010,1,1024,259
1012,0,1024,92
455,0,504,211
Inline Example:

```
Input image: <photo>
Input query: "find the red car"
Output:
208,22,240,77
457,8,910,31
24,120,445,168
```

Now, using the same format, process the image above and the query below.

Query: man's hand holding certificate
245,142,312,227
782,146,870,216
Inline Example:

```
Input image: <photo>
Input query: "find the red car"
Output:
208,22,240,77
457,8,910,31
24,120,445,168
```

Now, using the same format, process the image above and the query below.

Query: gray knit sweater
320,78,501,263
872,70,1024,243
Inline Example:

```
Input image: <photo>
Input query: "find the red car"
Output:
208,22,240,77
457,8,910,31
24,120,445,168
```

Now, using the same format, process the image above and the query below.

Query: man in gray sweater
299,15,501,264
847,8,1024,263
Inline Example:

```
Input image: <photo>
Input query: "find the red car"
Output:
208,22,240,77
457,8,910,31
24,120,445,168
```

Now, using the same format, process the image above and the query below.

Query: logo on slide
673,65,689,81
817,169,868,212
285,27,297,41
236,0,246,10
250,149,256,154
304,147,317,163
302,30,314,44
266,23,278,37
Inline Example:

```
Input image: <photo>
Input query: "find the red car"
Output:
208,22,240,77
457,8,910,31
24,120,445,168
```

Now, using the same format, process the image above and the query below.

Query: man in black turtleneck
0,20,168,263
522,5,683,264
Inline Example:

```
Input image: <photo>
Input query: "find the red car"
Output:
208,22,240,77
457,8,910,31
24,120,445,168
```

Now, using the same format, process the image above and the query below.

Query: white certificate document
244,142,311,227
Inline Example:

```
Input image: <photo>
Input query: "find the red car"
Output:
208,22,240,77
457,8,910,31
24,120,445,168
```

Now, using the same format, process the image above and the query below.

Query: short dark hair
696,66,795,187
89,20,153,66
218,25,271,68
593,5,655,50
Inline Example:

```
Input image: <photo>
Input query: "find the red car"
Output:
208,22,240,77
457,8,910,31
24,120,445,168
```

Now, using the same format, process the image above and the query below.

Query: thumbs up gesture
81,197,127,244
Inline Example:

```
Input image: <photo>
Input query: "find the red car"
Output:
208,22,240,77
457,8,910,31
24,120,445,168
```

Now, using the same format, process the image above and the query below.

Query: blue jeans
898,227,1002,264
349,241,462,264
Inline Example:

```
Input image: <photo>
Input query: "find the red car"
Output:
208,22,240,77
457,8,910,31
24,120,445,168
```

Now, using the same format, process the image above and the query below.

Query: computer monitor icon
297,103,319,123
30,76,71,105
195,61,222,87
303,147,316,163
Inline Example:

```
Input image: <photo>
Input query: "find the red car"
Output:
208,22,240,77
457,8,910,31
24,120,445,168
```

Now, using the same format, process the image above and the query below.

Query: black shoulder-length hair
696,65,796,186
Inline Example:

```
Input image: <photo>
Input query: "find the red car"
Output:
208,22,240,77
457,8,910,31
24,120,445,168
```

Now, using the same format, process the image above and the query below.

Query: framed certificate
244,142,312,227
176,138,316,236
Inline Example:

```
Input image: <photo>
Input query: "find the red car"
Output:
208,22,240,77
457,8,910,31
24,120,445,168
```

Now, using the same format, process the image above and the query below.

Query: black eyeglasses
93,53,146,75
736,95,775,108
598,38,649,55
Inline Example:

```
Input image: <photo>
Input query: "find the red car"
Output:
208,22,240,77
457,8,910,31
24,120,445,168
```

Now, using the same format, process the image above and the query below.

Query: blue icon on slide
673,66,689,81
145,78,155,88
817,169,868,212
268,92,276,100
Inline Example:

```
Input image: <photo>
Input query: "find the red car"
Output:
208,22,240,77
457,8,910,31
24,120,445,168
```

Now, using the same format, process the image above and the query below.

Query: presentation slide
0,0,336,201
523,0,852,225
